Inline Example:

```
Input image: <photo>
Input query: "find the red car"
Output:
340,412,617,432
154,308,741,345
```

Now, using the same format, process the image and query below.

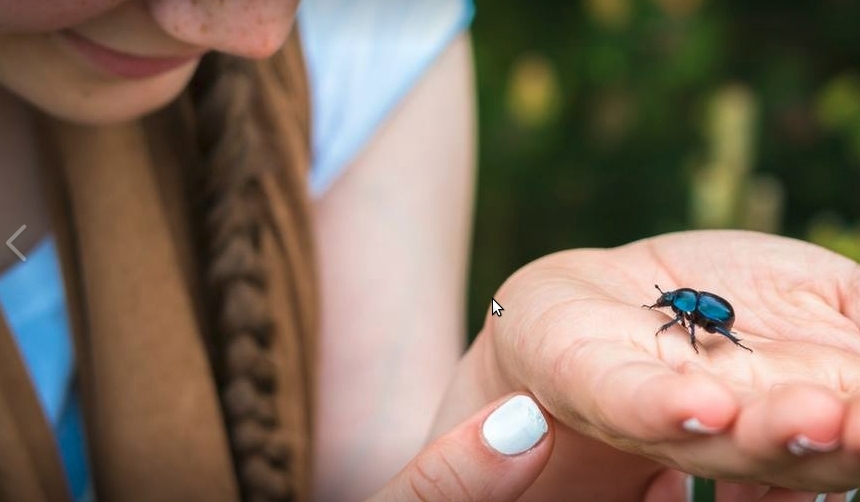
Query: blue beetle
642,284,752,353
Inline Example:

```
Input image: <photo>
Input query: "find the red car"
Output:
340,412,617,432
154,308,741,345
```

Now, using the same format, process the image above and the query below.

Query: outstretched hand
480,230,860,497
368,392,847,502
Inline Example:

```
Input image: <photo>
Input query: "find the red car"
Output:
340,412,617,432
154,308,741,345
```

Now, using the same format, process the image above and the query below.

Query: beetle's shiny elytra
642,284,752,353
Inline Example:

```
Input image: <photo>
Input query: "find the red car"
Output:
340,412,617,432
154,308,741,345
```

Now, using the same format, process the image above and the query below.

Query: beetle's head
653,284,675,307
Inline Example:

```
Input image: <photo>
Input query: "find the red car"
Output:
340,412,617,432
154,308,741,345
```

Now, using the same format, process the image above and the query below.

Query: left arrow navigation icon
7,225,26,262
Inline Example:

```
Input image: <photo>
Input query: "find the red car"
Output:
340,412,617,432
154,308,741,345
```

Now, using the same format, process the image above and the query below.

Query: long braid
191,52,297,502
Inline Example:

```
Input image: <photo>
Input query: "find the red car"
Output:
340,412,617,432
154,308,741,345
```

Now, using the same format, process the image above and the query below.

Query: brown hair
187,32,317,502
34,25,316,502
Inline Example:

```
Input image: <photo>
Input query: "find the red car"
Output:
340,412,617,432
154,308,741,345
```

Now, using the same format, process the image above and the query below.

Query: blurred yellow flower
506,54,563,129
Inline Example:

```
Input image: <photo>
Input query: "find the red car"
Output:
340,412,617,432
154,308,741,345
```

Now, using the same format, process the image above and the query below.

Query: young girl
1,1,859,501
0,0,475,499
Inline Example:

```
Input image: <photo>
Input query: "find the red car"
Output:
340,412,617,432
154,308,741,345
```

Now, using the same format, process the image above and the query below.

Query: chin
59,63,198,125
7,60,198,126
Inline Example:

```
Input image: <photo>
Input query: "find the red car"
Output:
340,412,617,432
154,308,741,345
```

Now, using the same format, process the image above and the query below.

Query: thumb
368,394,554,502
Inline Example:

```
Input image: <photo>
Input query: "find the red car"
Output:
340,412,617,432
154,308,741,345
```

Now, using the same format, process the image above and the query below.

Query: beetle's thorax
670,288,699,313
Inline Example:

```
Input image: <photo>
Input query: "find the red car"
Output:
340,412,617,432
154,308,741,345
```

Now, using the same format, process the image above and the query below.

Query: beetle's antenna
654,284,664,294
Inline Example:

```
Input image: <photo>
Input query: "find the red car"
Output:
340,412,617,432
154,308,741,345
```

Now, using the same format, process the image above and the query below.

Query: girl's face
0,0,300,124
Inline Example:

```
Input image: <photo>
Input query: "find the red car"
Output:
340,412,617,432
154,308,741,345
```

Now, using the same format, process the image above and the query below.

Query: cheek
0,0,127,32
147,0,298,58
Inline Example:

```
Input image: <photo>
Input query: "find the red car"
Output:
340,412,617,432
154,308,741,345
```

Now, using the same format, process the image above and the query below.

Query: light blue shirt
0,1,474,500
302,0,475,195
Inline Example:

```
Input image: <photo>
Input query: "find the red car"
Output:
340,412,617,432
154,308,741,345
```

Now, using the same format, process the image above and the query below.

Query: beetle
642,284,752,353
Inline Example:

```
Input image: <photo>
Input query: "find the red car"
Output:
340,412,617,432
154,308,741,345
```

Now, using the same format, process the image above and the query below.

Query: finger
650,384,849,486
733,383,844,465
641,469,686,502
774,394,860,492
368,394,553,502
827,399,860,488
844,397,860,457
542,337,738,443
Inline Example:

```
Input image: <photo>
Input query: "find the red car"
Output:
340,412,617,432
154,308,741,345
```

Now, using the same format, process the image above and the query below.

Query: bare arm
311,33,476,501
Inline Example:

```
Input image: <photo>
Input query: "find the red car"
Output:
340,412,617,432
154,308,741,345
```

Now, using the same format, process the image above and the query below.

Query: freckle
199,22,210,34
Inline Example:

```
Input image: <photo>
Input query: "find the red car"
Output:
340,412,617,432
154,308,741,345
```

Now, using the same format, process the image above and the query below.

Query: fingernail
682,417,723,435
814,494,826,502
787,435,840,456
482,395,548,456
847,488,859,502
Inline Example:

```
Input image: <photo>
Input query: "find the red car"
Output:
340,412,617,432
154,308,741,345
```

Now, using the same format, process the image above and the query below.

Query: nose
146,0,299,59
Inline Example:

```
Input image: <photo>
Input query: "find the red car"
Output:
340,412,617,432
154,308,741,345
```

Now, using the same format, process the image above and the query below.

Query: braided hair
189,42,314,502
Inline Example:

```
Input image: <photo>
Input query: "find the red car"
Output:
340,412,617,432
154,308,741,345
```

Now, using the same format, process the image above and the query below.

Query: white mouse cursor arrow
491,298,504,317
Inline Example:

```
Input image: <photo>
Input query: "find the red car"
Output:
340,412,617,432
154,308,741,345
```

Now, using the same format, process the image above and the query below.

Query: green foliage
468,0,860,335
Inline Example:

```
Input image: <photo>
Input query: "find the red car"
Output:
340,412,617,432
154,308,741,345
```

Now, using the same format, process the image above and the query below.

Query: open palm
485,230,860,499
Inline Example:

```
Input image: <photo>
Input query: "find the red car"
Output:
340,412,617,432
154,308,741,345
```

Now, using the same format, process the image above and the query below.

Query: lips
59,30,203,79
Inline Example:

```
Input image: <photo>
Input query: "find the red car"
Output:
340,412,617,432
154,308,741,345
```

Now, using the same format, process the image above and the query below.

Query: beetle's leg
655,313,683,336
688,321,699,354
713,325,753,353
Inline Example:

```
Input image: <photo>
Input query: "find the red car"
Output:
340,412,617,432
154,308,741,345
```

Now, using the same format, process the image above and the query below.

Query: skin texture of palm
478,230,860,499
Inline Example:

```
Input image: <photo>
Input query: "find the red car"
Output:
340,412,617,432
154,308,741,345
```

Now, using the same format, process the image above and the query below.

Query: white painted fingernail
682,417,723,435
482,395,548,456
847,488,859,502
787,435,840,456
814,494,826,502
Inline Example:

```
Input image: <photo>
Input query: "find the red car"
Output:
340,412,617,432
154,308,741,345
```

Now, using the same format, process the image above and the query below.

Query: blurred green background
467,0,860,336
